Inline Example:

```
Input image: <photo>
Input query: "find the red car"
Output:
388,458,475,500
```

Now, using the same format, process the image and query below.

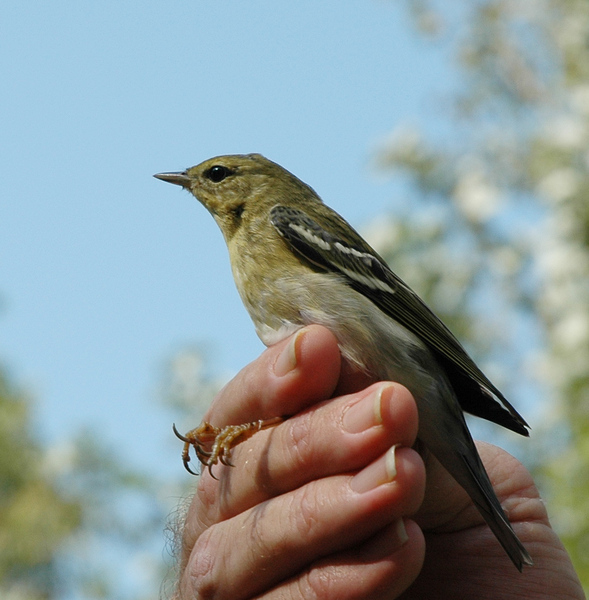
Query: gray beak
153,171,190,188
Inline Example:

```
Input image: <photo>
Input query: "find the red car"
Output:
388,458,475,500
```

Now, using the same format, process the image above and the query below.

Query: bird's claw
172,417,284,477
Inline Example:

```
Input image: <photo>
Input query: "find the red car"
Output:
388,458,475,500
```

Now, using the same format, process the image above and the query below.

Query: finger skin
179,448,425,600
176,326,424,598
193,382,419,527
176,325,374,579
203,325,343,427
282,520,425,600
174,326,585,600
180,381,420,577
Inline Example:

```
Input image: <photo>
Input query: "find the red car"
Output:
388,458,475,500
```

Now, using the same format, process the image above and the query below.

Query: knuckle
288,483,322,540
298,566,333,600
192,474,223,525
182,527,221,600
195,473,218,507
284,409,316,472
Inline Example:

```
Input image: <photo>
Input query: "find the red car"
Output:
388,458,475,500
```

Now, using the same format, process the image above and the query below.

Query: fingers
178,447,425,600
284,520,425,600
202,325,343,427
176,325,425,598
195,382,420,525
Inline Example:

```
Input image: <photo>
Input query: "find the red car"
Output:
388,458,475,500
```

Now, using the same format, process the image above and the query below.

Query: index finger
203,325,344,427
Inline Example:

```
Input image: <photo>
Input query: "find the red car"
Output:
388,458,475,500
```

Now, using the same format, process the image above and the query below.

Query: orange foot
173,417,283,477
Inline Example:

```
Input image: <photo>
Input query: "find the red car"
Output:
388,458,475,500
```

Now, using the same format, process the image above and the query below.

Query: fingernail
393,519,409,546
350,445,399,493
274,328,305,377
343,383,393,433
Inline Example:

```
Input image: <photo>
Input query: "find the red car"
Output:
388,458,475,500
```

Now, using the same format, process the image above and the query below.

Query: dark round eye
206,165,231,183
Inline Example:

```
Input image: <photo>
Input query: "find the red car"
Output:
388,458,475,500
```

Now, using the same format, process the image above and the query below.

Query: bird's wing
270,204,529,435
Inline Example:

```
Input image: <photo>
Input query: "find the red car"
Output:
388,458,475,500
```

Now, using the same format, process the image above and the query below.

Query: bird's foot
173,417,283,478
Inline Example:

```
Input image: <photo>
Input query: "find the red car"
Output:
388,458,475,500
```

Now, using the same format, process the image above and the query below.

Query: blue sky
1,1,454,472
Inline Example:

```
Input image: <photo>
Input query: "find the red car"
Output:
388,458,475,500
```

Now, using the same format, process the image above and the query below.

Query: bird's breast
231,265,436,396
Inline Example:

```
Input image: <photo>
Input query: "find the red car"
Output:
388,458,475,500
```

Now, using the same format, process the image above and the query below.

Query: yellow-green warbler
155,153,532,570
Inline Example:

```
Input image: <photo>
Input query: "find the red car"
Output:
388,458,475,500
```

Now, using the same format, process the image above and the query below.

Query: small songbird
154,153,532,570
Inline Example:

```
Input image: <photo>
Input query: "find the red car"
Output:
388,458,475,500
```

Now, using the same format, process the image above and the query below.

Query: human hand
173,326,584,599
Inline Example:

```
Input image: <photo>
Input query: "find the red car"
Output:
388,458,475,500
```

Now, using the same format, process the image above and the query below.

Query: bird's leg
173,417,284,477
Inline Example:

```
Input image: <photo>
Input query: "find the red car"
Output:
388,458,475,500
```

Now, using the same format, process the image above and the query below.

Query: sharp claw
183,459,199,476
195,448,211,464
172,423,191,443
196,447,212,459
181,449,198,476
220,454,234,467
207,464,219,480
175,418,283,476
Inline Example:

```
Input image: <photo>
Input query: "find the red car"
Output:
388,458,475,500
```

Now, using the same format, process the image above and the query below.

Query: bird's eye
206,165,231,183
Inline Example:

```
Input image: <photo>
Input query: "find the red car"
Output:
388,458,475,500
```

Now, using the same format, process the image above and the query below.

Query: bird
154,153,533,570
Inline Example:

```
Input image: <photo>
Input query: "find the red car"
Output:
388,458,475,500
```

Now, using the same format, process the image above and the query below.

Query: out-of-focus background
2,1,588,597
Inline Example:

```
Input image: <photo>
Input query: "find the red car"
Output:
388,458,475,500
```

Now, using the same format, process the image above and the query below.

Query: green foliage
0,365,177,600
0,369,81,599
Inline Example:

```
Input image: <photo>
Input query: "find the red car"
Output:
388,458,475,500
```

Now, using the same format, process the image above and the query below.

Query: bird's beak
153,171,191,188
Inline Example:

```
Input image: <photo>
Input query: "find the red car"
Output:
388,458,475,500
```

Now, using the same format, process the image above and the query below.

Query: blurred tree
5,0,589,595
373,0,589,589
0,362,177,600
0,367,81,599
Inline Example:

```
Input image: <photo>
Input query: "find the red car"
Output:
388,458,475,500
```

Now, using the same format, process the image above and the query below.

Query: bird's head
154,153,320,242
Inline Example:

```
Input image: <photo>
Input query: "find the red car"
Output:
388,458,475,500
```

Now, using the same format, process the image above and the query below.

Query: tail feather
418,383,533,570
461,452,533,571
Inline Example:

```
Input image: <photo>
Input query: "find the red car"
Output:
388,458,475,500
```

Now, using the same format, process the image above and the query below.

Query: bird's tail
457,446,533,571
418,385,533,570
